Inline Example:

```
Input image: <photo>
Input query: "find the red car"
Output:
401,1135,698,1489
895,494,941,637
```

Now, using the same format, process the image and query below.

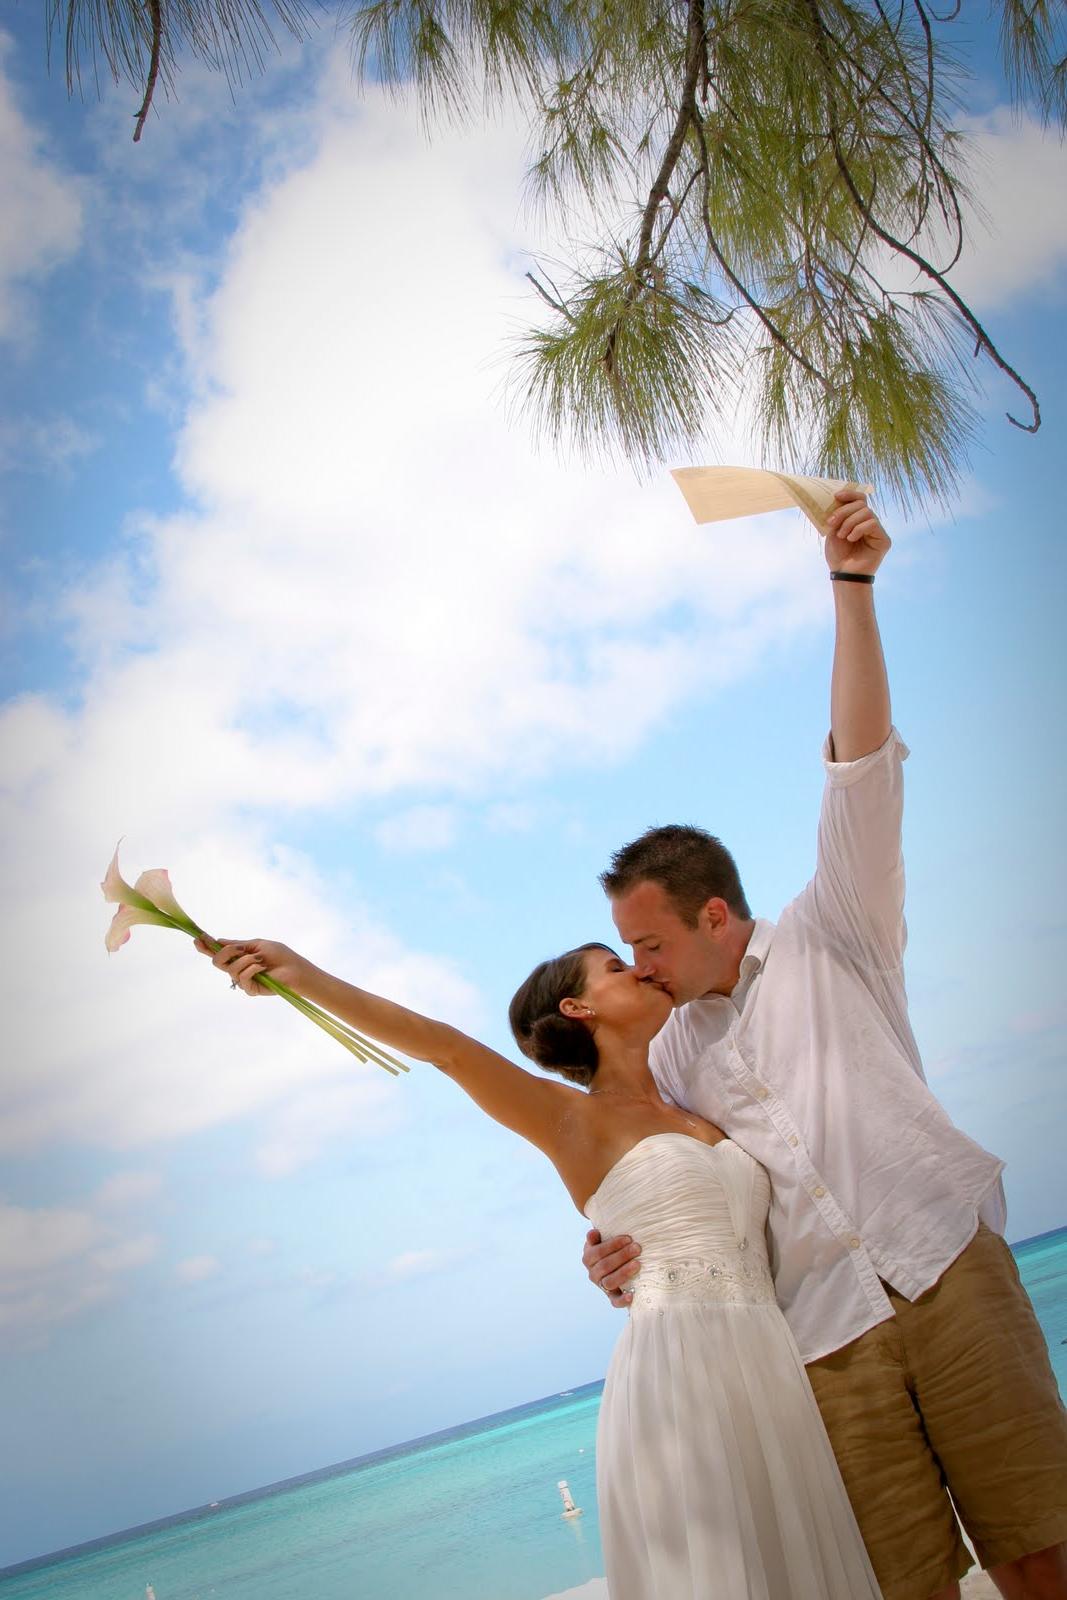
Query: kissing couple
202,488,1067,1600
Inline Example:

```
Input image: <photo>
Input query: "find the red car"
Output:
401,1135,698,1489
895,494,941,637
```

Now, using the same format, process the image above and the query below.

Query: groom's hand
584,1228,641,1308
823,487,891,578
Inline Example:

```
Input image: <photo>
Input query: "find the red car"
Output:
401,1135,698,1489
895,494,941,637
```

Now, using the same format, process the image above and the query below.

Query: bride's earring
563,1000,596,1021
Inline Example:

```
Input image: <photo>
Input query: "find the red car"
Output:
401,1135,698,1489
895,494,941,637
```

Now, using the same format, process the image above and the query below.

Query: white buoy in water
558,1478,582,1519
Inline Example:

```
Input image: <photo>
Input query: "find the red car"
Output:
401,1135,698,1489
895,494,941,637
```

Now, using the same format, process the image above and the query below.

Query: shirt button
813,1186,826,1198
849,1236,861,1250
788,1134,798,1147
754,1085,769,1100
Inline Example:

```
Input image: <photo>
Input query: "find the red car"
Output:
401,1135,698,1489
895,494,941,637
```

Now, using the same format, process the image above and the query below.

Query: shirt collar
737,917,775,985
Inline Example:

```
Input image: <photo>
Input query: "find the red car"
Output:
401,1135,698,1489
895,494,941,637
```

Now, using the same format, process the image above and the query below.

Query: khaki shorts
805,1223,1067,1600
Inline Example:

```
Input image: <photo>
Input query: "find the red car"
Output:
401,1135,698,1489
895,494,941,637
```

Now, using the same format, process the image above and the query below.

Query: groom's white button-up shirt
648,728,1006,1365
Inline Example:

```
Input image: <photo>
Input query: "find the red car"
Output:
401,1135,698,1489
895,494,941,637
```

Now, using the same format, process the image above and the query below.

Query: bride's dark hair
508,944,613,1088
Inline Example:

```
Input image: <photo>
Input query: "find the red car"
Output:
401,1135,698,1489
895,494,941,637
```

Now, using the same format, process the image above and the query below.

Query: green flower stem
284,991,407,1074
191,929,408,1076
277,996,411,1074
260,976,405,1076
117,895,409,1076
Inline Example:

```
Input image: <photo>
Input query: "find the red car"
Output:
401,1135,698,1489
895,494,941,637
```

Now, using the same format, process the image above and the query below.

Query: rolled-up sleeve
803,727,910,972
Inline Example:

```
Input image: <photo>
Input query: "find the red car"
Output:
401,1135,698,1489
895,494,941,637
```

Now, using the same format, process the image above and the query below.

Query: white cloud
90,1235,160,1273
383,1247,470,1282
0,824,482,1161
175,1254,222,1284
949,110,1067,310
375,805,458,854
0,415,99,474
0,56,875,1174
485,800,540,834
93,1171,164,1210
880,109,1067,315
254,1075,396,1178
0,1197,159,1345
298,1265,339,1290
0,1201,98,1276
0,32,84,341
1009,1005,1067,1037
0,1281,110,1342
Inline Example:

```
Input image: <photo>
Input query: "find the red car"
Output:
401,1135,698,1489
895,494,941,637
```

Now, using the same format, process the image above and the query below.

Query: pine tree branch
633,0,705,273
831,11,965,267
870,0,937,239
52,1,313,132
911,0,936,140
526,269,574,321
132,0,163,142
647,166,704,269
602,0,708,384
692,111,832,389
804,0,1040,432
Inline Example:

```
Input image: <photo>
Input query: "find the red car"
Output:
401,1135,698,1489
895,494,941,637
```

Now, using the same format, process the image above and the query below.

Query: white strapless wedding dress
585,1134,881,1599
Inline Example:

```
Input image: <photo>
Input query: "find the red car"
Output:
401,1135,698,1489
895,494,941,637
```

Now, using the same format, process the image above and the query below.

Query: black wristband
829,571,874,584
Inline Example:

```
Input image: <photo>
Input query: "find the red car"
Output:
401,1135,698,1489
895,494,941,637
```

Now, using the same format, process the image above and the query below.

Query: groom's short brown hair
600,825,751,925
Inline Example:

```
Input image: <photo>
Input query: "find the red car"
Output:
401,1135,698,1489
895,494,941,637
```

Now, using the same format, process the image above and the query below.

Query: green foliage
346,0,1053,504
998,0,1067,123
757,291,978,508
50,0,312,98
516,256,742,462
49,0,1062,503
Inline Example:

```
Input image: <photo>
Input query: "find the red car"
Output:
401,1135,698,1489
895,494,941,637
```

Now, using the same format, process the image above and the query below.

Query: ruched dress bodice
586,1134,881,1599
585,1134,777,1313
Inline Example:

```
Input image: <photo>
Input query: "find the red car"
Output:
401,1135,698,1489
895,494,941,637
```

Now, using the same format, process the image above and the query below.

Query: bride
198,932,881,1600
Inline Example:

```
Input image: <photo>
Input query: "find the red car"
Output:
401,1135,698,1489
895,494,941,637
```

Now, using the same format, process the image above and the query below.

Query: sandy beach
546,1569,1002,1598
960,1574,999,1598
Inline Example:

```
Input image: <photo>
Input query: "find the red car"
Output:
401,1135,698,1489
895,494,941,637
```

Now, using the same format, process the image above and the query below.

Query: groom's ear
698,897,730,938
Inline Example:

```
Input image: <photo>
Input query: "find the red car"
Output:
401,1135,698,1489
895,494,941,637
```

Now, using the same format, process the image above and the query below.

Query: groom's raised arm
800,490,910,983
823,488,892,762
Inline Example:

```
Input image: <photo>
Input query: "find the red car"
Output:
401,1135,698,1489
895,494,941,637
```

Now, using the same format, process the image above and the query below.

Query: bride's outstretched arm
197,937,570,1148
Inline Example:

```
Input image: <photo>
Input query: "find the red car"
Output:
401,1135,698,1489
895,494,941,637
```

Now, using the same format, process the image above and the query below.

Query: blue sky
1,5,1065,1569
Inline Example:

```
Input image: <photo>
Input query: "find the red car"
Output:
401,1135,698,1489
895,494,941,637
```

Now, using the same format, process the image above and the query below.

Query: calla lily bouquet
101,846,408,1077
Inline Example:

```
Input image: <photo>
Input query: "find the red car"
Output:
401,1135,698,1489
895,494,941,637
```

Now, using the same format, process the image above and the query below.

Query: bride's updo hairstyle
508,943,613,1088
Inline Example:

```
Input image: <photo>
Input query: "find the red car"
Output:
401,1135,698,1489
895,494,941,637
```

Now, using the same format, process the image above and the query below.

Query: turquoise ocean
4,1227,1065,1600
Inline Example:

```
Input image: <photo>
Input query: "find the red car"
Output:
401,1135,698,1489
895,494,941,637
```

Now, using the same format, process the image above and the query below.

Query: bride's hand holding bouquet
102,845,407,1075
195,937,309,998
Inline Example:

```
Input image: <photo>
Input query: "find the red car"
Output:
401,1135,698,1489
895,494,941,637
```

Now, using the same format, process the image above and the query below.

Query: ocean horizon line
0,1378,607,1581
6,1221,1063,1582
1012,1222,1067,1250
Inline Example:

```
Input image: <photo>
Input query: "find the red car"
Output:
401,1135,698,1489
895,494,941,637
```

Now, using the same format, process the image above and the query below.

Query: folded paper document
671,466,874,533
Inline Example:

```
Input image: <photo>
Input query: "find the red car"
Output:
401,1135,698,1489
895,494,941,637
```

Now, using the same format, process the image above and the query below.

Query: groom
583,489,1067,1600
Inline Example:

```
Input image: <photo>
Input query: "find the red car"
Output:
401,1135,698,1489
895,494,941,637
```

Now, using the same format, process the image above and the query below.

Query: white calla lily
101,846,407,1075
